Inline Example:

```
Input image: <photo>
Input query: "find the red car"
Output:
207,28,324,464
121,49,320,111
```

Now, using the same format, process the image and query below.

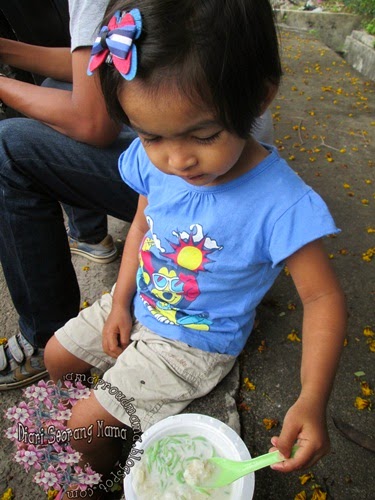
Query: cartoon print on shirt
137,219,223,330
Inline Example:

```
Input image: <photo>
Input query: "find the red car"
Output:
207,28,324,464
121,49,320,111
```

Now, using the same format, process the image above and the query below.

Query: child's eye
194,131,222,145
141,136,161,145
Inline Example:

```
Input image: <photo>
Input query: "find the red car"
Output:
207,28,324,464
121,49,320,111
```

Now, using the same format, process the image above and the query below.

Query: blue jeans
0,117,138,347
41,78,108,243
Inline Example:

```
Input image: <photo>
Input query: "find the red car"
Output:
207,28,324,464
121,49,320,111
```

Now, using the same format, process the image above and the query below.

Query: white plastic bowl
124,413,255,499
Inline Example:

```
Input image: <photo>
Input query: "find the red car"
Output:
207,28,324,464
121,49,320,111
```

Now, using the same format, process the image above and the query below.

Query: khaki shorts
55,288,236,432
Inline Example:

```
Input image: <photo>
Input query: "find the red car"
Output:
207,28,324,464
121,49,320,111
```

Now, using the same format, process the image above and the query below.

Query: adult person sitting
0,0,139,391
0,0,275,391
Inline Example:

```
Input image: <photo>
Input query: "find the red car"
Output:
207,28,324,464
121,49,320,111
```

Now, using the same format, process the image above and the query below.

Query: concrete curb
344,30,375,81
274,9,361,52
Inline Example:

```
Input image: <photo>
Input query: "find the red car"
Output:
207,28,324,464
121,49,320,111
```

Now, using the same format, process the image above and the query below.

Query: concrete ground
0,28,374,499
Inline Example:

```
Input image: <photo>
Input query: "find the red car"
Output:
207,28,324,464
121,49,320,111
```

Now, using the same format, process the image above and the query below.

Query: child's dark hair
99,0,282,139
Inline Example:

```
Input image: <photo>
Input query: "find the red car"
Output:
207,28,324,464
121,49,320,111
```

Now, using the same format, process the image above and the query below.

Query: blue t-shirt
119,139,339,356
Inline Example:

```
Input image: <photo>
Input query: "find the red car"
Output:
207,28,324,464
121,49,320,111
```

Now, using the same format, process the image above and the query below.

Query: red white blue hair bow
87,8,142,80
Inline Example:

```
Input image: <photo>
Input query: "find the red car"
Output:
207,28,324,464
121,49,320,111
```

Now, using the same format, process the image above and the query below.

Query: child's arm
102,195,149,358
270,238,346,472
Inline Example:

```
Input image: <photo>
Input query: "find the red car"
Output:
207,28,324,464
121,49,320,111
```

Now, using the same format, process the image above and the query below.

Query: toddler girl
45,0,346,496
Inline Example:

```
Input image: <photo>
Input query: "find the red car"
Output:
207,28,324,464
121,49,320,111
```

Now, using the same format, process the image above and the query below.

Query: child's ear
259,83,278,115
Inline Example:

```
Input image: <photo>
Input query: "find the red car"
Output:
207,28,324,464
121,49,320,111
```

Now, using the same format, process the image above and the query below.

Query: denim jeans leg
63,203,108,243
0,118,138,347
42,78,108,243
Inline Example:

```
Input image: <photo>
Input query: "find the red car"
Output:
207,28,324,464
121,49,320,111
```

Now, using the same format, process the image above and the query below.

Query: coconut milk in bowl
124,413,255,500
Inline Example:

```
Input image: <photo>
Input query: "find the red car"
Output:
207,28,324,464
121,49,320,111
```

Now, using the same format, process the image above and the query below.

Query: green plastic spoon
193,445,299,490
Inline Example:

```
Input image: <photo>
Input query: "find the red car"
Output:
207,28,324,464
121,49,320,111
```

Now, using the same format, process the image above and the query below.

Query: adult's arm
0,41,121,146
0,38,72,80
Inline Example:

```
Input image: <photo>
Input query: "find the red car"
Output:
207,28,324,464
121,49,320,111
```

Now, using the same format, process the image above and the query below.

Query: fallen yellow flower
362,248,375,262
311,487,327,500
0,337,8,346
263,418,279,430
299,472,314,485
360,382,374,397
238,402,251,412
367,339,375,353
258,340,267,353
47,490,59,500
294,492,307,500
354,397,371,410
363,327,374,337
243,377,256,391
287,329,301,342
0,489,14,500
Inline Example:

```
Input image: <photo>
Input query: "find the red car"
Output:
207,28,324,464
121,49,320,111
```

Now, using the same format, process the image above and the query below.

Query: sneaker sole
0,369,48,391
70,247,118,264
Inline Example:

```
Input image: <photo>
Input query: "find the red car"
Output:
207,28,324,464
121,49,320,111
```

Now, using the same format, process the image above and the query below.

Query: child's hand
102,304,133,358
269,396,330,473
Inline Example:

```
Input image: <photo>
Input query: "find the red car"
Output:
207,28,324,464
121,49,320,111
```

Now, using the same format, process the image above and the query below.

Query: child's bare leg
44,335,93,383
44,337,124,498
62,391,125,499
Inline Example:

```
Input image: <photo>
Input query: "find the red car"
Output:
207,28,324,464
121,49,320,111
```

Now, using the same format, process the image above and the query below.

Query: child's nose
168,148,197,171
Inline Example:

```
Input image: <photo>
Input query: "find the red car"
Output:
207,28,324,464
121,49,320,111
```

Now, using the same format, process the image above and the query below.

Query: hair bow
87,8,142,80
